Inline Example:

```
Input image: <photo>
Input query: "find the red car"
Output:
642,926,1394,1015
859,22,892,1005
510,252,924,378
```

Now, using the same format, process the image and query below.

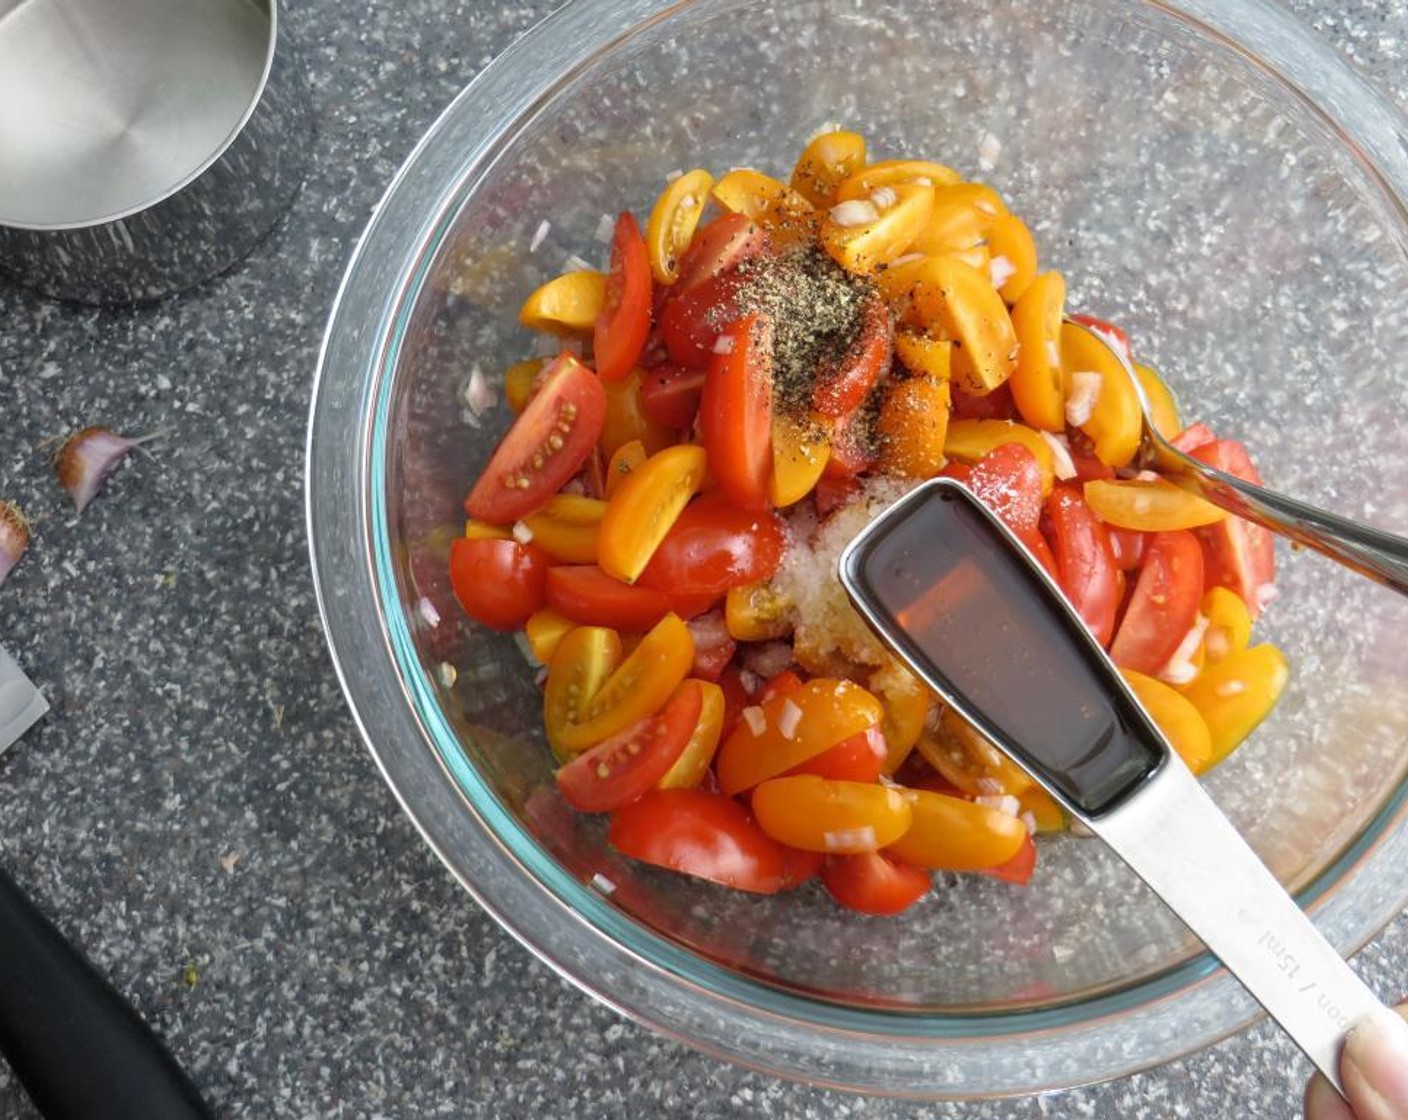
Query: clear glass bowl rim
306,0,1408,1098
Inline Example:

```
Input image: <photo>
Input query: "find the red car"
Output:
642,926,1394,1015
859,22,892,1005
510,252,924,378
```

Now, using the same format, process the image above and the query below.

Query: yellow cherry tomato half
724,581,793,642
835,159,961,201
524,608,575,665
503,358,545,414
790,129,868,207
521,494,607,564
717,678,885,796
928,181,1008,226
893,332,953,380
910,257,1019,394
1083,478,1227,531
604,438,647,500
656,679,726,790
1120,668,1214,774
647,168,715,285
1009,271,1067,432
987,213,1038,303
821,183,935,275
1179,643,1289,769
752,776,913,854
1135,363,1182,442
464,519,512,541
600,369,674,460
885,788,1027,870
555,613,696,755
910,199,986,259
1017,786,1067,833
868,660,931,774
711,168,814,225
544,626,622,761
597,444,707,583
915,707,1033,796
1060,321,1143,467
875,375,952,479
943,419,1055,495
770,412,831,507
519,269,607,335
1200,586,1253,664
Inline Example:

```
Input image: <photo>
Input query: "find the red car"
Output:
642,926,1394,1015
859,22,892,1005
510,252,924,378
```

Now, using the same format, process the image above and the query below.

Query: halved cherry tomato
770,412,831,506
639,364,707,429
609,788,788,893
594,213,653,382
1109,531,1204,675
646,169,714,285
910,257,1019,395
503,358,546,413
1190,439,1276,617
813,474,862,515
597,444,707,583
987,214,1037,303
752,776,912,853
638,493,786,598
821,852,931,915
944,419,1055,495
950,381,1016,422
966,442,1045,536
812,296,893,417
544,626,622,761
1066,313,1132,364
1180,643,1288,768
981,834,1037,885
1083,478,1226,532
1108,526,1148,571
757,669,805,706
1046,484,1120,646
868,660,930,773
1170,421,1217,454
893,332,953,380
790,129,868,207
1135,363,1182,444
711,169,814,226
521,494,606,564
822,406,876,479
716,678,885,796
885,788,1027,870
723,581,792,642
1201,586,1252,664
659,272,741,368
448,537,548,631
785,725,887,783
820,183,935,274
546,566,703,630
604,439,647,499
916,707,1032,797
676,212,772,293
1059,321,1142,468
557,681,703,811
1009,271,1066,432
1120,668,1213,773
875,375,950,479
600,369,673,459
835,160,960,199
464,353,608,524
524,607,574,664
555,613,695,754
700,314,774,511
686,611,736,682
657,679,726,788
519,270,607,335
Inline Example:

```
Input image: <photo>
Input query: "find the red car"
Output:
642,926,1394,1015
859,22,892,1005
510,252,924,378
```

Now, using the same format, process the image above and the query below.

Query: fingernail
1344,1009,1408,1114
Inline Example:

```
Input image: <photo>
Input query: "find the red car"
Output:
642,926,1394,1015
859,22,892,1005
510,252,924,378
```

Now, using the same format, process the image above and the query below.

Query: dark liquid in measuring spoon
843,484,1164,817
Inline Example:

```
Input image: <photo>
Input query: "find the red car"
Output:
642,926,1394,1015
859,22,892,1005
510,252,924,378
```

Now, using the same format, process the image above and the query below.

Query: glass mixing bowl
307,0,1408,1098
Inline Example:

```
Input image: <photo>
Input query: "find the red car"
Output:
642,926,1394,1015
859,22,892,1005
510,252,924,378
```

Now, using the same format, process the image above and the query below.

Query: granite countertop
2,1,1408,1117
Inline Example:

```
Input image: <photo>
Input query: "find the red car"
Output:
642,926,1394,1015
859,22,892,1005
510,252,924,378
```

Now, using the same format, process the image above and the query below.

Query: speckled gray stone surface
2,2,1408,1117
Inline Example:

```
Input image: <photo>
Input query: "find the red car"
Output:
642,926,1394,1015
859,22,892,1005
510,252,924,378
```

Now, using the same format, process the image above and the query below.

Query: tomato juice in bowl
308,0,1408,1098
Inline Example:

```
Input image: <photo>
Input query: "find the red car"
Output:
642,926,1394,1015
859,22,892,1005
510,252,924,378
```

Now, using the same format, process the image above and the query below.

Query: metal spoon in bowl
1063,316,1408,595
840,479,1389,1100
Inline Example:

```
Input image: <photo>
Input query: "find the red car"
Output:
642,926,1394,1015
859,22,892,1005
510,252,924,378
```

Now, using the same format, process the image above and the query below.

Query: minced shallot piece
830,199,880,228
1158,614,1211,685
777,698,803,741
989,255,1017,290
742,706,767,737
1065,371,1103,427
1039,431,1077,481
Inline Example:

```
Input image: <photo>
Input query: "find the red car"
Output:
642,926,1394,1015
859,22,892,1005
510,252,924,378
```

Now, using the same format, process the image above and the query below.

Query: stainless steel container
0,0,309,304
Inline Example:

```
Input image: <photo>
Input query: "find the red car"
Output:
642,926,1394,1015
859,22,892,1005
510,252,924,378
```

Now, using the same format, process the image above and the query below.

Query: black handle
0,867,213,1120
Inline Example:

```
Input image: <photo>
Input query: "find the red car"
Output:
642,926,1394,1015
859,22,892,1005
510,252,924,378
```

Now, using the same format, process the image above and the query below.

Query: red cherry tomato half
608,787,789,893
1190,439,1276,617
676,212,771,291
1066,313,1132,365
821,405,875,480
686,610,736,682
1045,483,1120,646
448,537,548,631
1018,529,1060,583
950,382,1015,422
700,314,774,511
1107,526,1148,571
716,664,751,738
821,851,931,915
557,683,704,812
1109,530,1203,675
811,295,893,418
1170,421,1217,454
967,442,1044,536
594,213,653,382
784,725,887,783
546,565,713,630
813,474,862,516
778,845,824,891
980,834,1037,886
638,494,787,598
464,353,607,524
660,273,742,369
639,364,707,429
757,669,805,706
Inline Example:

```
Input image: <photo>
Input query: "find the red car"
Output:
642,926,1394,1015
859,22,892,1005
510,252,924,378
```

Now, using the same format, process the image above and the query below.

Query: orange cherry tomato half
821,851,931,915
1189,439,1276,617
463,352,607,524
811,295,893,418
594,213,653,382
597,443,708,584
752,776,912,853
885,788,1027,870
638,494,787,599
700,313,774,511
609,787,791,893
448,537,548,631
556,681,703,812
1109,530,1203,675
716,678,885,796
1045,483,1120,647
545,565,707,631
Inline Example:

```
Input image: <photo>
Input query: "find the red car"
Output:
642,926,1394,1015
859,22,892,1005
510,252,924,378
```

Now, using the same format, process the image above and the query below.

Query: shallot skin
54,426,161,512
0,501,29,587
